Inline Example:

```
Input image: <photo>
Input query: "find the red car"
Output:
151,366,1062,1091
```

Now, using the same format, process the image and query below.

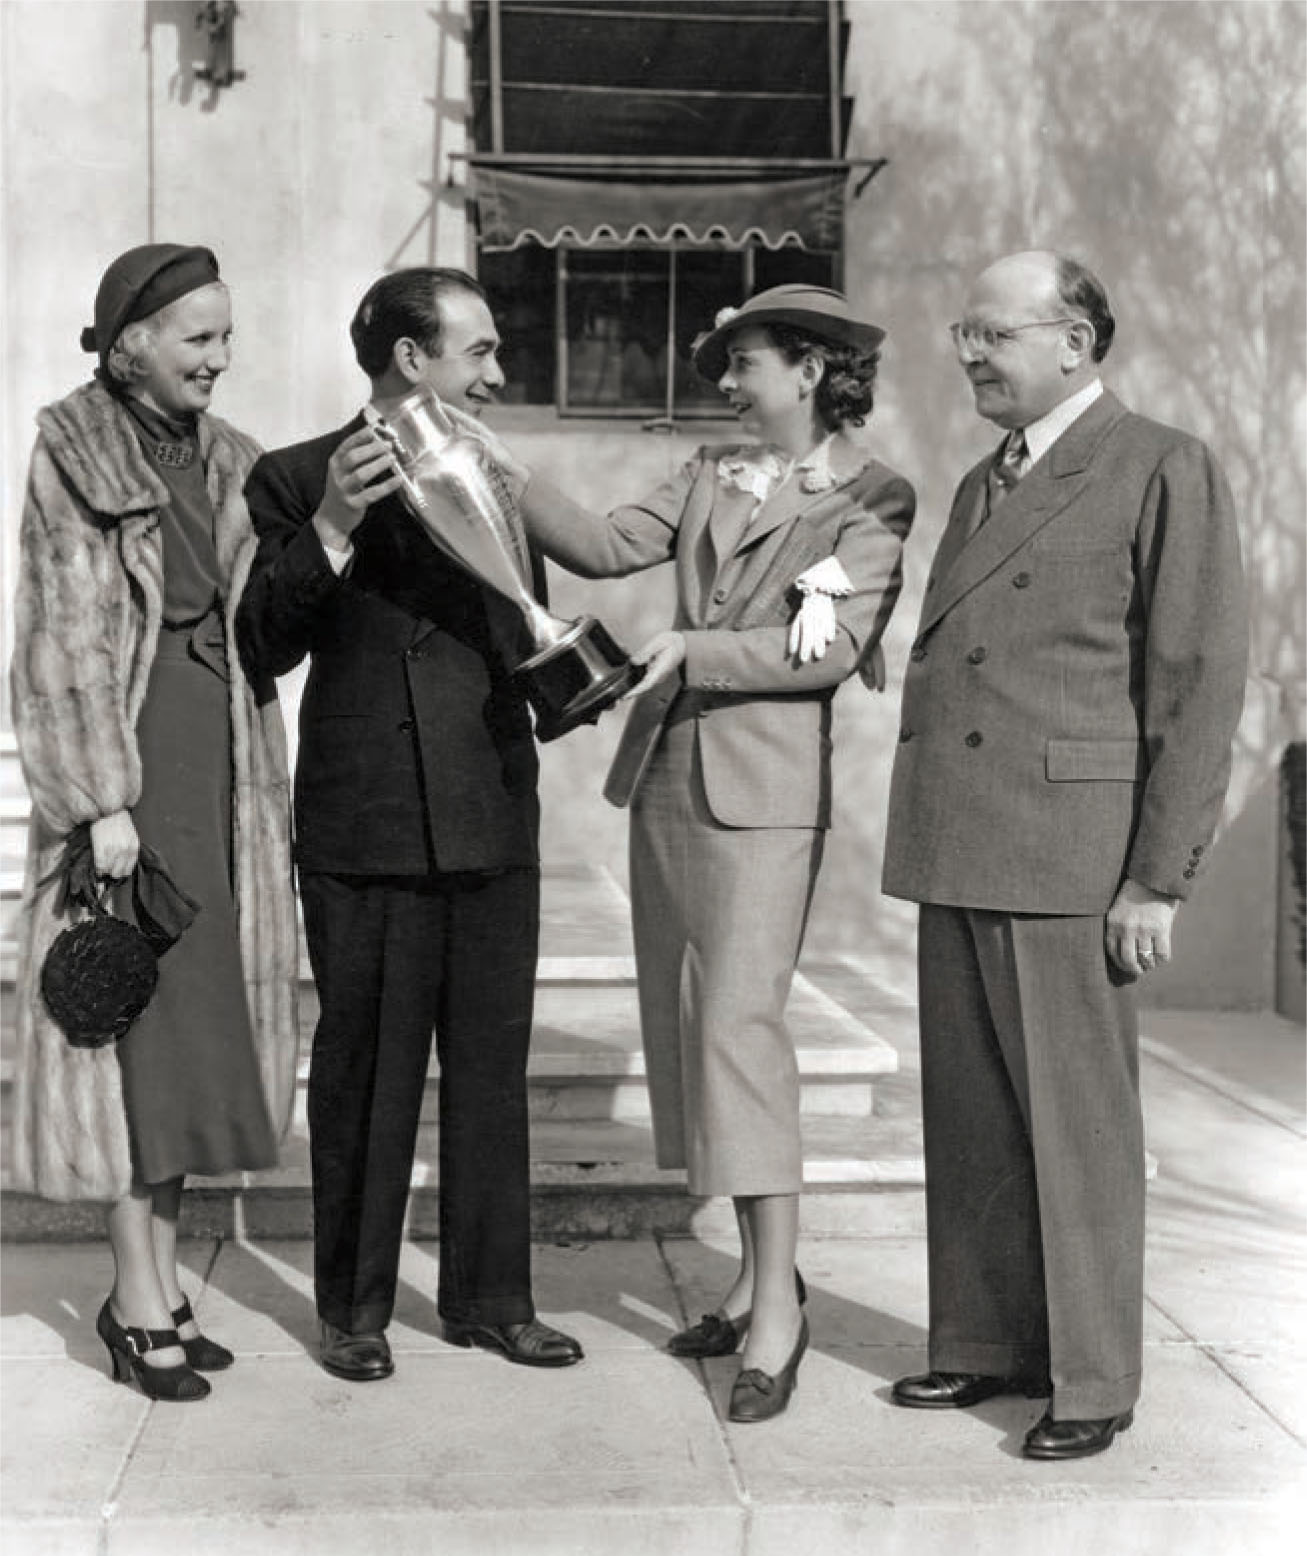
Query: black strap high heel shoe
96,1299,211,1401
171,1296,234,1371
667,1268,808,1358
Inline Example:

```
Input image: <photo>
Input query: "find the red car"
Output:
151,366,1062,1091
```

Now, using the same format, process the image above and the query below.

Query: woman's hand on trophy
313,427,405,551
445,406,532,498
90,810,140,881
625,631,686,698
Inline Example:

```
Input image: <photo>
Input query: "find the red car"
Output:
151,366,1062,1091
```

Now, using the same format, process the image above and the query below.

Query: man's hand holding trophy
362,384,641,741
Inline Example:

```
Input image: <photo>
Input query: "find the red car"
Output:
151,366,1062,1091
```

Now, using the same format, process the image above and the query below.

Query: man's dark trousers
302,867,539,1335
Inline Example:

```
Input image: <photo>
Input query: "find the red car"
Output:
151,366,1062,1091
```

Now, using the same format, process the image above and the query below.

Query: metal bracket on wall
194,0,245,89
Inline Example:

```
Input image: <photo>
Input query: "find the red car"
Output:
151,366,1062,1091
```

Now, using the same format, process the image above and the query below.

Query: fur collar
36,379,258,525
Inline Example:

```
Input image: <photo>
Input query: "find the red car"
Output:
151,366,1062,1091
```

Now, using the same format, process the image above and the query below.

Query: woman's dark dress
113,396,276,1183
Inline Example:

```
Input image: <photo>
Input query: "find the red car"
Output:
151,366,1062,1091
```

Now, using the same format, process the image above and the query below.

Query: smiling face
956,253,1093,430
133,283,232,419
410,287,505,418
716,325,823,452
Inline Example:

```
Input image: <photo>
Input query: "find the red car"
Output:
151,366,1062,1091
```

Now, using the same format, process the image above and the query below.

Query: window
467,1,879,421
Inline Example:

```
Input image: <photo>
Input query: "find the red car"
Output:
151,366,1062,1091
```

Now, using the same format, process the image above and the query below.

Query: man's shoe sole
320,1356,395,1382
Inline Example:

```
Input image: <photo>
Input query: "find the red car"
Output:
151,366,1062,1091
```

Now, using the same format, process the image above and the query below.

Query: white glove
788,591,839,662
788,555,854,663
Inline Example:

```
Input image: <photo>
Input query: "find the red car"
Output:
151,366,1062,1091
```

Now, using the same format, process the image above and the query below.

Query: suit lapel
922,391,1129,633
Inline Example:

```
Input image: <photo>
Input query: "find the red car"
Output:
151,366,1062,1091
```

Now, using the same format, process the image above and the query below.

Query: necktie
985,430,1030,516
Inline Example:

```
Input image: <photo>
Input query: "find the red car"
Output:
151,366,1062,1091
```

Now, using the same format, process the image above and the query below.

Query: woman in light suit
510,286,915,1420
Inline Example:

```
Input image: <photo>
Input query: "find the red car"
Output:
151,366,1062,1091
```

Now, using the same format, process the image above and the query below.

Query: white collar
1020,378,1103,466
718,434,838,502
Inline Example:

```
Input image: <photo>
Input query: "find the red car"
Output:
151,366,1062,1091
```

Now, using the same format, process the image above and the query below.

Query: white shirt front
1022,378,1104,466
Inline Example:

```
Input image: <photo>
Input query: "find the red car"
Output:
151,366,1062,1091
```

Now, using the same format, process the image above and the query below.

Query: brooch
154,441,194,469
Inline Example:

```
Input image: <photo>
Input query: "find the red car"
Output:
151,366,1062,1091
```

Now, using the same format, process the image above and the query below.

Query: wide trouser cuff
1048,1372,1141,1422
319,1298,394,1336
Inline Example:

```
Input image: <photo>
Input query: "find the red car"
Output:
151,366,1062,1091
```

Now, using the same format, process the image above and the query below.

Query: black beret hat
81,243,221,368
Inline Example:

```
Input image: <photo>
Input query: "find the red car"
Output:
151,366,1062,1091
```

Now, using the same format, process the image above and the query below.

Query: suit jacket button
1193,844,1205,855
1183,867,1196,879
910,644,927,662
967,646,988,665
926,574,937,590
1012,571,1032,589
713,587,728,604
965,730,983,747
898,727,913,743
398,718,415,732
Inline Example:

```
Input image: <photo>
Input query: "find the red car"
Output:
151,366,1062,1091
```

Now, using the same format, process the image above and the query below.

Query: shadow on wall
145,1,227,114
384,2,469,270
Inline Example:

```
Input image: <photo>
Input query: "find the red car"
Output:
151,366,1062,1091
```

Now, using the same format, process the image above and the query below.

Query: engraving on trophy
364,385,640,739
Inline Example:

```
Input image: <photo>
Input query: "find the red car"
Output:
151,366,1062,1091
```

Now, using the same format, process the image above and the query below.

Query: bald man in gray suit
882,251,1247,1459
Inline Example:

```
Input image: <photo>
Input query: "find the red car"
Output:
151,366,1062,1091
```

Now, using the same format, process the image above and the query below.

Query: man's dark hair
1054,256,1115,363
349,267,487,378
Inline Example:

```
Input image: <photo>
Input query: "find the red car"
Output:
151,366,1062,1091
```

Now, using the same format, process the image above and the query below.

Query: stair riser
0,1183,928,1243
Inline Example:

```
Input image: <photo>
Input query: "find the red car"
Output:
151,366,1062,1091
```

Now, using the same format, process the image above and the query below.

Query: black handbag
39,825,199,1049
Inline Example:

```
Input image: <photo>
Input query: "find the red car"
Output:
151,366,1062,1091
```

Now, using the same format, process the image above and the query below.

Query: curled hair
104,282,231,387
766,323,879,430
1054,255,1115,363
349,267,486,378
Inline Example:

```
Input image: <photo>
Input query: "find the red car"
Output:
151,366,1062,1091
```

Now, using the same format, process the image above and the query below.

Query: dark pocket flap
1046,737,1144,782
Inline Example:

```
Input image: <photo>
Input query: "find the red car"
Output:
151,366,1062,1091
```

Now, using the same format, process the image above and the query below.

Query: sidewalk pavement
2,1007,1303,1556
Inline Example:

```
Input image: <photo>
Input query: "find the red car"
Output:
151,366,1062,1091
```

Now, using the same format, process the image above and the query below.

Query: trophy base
516,616,643,742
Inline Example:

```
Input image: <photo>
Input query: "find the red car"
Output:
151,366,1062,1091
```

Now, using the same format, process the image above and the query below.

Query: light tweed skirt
628,709,823,1197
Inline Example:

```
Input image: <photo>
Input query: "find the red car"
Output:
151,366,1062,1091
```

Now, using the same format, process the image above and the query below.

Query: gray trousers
918,904,1144,1421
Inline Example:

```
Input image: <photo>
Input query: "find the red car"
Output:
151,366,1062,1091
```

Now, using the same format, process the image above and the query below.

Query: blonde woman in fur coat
10,245,298,1401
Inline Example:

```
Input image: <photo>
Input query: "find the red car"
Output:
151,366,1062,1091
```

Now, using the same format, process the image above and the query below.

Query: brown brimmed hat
692,283,885,383
81,244,221,370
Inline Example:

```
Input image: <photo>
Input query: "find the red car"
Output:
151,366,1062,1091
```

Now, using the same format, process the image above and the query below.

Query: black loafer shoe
443,1318,583,1368
728,1315,810,1424
1023,1408,1133,1460
891,1371,1027,1409
668,1269,808,1358
319,1321,394,1382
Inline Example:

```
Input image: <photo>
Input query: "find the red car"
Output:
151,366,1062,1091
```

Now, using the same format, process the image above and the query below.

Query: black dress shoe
728,1315,809,1423
443,1318,583,1368
319,1321,394,1381
1023,1408,1133,1460
668,1269,808,1358
891,1370,1028,1409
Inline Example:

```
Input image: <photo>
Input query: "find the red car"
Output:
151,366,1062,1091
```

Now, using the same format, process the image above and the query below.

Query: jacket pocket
1045,737,1144,782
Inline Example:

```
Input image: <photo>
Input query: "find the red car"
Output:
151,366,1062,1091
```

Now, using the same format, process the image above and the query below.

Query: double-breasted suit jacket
883,388,1247,912
881,386,1246,1420
523,434,916,822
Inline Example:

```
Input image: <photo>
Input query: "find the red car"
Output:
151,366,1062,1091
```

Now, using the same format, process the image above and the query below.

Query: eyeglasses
948,317,1088,353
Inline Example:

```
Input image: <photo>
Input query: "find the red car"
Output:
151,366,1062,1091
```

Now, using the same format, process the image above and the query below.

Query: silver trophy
364,384,639,741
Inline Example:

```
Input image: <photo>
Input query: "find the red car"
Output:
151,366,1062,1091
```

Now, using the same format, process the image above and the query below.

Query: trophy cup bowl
365,385,641,740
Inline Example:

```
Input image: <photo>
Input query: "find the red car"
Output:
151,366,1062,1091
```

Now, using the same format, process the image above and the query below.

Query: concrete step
0,1107,927,1244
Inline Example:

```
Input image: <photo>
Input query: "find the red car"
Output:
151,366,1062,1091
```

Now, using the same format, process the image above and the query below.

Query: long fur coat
9,378,299,1202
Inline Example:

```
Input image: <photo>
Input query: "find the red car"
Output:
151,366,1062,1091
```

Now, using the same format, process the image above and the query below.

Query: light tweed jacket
9,379,299,1201
522,434,916,828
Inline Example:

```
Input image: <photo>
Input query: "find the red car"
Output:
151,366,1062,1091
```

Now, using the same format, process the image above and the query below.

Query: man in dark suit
236,268,582,1379
882,251,1246,1458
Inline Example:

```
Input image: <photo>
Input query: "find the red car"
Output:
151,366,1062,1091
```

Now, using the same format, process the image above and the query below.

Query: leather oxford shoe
319,1321,394,1382
1023,1408,1133,1460
892,1370,1035,1409
443,1317,583,1368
